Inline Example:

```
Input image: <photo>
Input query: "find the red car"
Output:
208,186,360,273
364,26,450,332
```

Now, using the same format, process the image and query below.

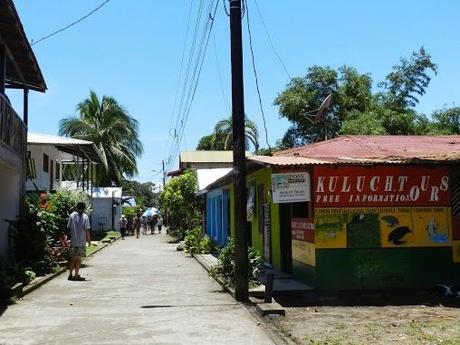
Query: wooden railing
0,93,26,157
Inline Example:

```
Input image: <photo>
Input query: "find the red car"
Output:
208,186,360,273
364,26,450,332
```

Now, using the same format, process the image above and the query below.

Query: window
56,162,61,182
43,154,49,173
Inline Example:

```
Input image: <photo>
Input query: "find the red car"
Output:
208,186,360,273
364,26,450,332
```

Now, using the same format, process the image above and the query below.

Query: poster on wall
291,218,315,242
314,166,450,207
314,207,452,249
272,172,311,203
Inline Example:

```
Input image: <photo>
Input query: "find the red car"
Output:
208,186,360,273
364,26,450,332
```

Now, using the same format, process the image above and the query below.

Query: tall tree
380,47,438,111
275,65,372,145
196,116,260,152
59,90,143,186
431,107,460,134
275,48,439,147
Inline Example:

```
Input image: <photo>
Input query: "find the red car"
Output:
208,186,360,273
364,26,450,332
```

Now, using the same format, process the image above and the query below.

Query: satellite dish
315,94,332,123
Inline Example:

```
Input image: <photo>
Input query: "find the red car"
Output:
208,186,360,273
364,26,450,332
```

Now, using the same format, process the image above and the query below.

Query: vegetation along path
0,234,279,345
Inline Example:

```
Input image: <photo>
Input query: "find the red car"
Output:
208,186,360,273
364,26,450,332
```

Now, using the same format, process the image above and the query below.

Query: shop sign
291,218,314,242
314,166,450,207
292,240,315,266
272,172,311,203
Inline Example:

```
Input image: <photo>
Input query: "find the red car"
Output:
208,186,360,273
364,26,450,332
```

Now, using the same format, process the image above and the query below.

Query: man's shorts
70,246,86,257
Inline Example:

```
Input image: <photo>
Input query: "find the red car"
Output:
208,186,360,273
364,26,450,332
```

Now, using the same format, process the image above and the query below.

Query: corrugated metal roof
275,135,460,163
249,155,332,166
28,133,94,145
180,151,251,163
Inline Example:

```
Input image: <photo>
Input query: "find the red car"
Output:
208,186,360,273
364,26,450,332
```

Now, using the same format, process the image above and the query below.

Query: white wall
91,198,121,233
26,144,61,191
0,159,21,257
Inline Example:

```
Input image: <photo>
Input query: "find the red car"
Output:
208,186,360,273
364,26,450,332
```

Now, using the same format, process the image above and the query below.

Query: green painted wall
292,260,315,286
246,167,281,271
315,247,456,290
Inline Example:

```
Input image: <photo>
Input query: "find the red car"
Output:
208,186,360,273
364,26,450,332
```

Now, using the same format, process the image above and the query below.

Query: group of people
119,213,162,239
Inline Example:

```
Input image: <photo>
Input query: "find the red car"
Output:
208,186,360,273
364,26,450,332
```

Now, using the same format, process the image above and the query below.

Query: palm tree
59,90,143,186
212,116,259,152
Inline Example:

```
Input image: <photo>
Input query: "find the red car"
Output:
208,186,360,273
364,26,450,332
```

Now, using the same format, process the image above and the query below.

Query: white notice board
271,172,311,203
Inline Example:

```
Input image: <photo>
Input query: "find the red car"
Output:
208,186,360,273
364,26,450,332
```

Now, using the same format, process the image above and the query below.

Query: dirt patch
273,304,460,345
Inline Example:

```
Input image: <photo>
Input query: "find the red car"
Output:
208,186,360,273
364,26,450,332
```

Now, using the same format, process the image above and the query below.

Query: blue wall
206,189,229,247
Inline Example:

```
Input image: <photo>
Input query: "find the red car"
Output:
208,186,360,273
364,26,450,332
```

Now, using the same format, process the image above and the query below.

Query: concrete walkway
0,233,281,345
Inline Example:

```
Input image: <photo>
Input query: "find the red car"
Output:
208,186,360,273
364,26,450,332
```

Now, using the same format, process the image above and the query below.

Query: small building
26,133,101,193
197,168,232,247
168,151,251,177
204,135,460,290
0,1,46,257
91,187,122,232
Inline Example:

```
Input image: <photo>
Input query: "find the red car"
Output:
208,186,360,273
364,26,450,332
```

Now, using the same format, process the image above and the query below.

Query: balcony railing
0,93,26,157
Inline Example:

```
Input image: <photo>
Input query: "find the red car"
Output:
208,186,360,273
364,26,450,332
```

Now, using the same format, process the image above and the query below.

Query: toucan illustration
387,226,411,245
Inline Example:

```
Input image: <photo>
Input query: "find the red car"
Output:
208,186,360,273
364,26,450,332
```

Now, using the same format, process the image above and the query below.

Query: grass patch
85,231,121,256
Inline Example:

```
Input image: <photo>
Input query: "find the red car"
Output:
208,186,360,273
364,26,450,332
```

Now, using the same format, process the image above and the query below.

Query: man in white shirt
67,202,92,281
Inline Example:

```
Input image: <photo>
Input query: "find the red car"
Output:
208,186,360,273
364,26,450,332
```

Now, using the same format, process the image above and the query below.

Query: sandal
68,275,74,281
73,275,86,281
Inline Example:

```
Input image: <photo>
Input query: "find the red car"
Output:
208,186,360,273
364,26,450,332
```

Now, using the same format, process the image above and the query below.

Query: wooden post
0,45,5,95
23,88,29,126
230,0,249,302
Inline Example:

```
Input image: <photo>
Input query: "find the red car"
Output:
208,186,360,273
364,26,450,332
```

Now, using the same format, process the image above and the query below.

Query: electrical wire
31,0,113,46
166,0,220,171
212,30,231,114
252,0,291,79
245,0,271,153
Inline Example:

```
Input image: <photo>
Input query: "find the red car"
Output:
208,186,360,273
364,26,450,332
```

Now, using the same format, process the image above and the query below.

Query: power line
245,0,271,152
166,0,220,171
31,0,113,46
252,0,291,79
212,29,231,114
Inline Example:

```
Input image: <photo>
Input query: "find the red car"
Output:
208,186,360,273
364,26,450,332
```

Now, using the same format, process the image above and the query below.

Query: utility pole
162,160,166,189
229,0,249,302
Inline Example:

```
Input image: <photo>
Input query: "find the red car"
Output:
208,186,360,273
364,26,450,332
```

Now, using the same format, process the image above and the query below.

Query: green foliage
183,227,217,255
48,189,92,238
59,90,143,186
431,107,460,134
121,180,158,208
183,227,203,255
275,48,442,146
210,238,263,287
21,268,36,285
159,170,201,240
196,116,259,152
380,47,438,110
200,235,217,254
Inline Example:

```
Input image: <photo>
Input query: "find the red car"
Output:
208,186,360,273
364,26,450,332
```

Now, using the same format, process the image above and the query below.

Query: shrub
49,189,92,237
159,170,202,240
184,227,217,255
200,235,217,254
184,227,203,255
210,238,263,287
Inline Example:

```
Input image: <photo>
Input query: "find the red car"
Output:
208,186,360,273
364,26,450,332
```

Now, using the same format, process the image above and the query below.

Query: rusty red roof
274,135,460,164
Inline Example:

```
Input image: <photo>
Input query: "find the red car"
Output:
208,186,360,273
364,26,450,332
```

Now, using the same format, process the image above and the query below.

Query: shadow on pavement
141,303,237,309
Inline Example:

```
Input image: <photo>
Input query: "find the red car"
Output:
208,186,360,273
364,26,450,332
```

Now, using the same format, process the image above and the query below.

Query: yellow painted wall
247,167,281,270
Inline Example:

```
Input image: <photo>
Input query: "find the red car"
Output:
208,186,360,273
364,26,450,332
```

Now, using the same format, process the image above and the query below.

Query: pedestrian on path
67,202,92,281
157,216,163,234
135,210,142,239
120,215,128,239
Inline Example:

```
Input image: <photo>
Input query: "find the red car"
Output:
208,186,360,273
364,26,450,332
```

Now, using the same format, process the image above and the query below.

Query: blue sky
10,0,460,185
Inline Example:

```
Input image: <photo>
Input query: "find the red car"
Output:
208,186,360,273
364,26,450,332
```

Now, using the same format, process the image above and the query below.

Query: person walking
120,215,128,240
157,216,163,234
134,211,142,239
67,202,92,281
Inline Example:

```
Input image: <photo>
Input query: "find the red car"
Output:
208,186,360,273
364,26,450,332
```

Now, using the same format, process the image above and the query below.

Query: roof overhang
0,0,46,92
